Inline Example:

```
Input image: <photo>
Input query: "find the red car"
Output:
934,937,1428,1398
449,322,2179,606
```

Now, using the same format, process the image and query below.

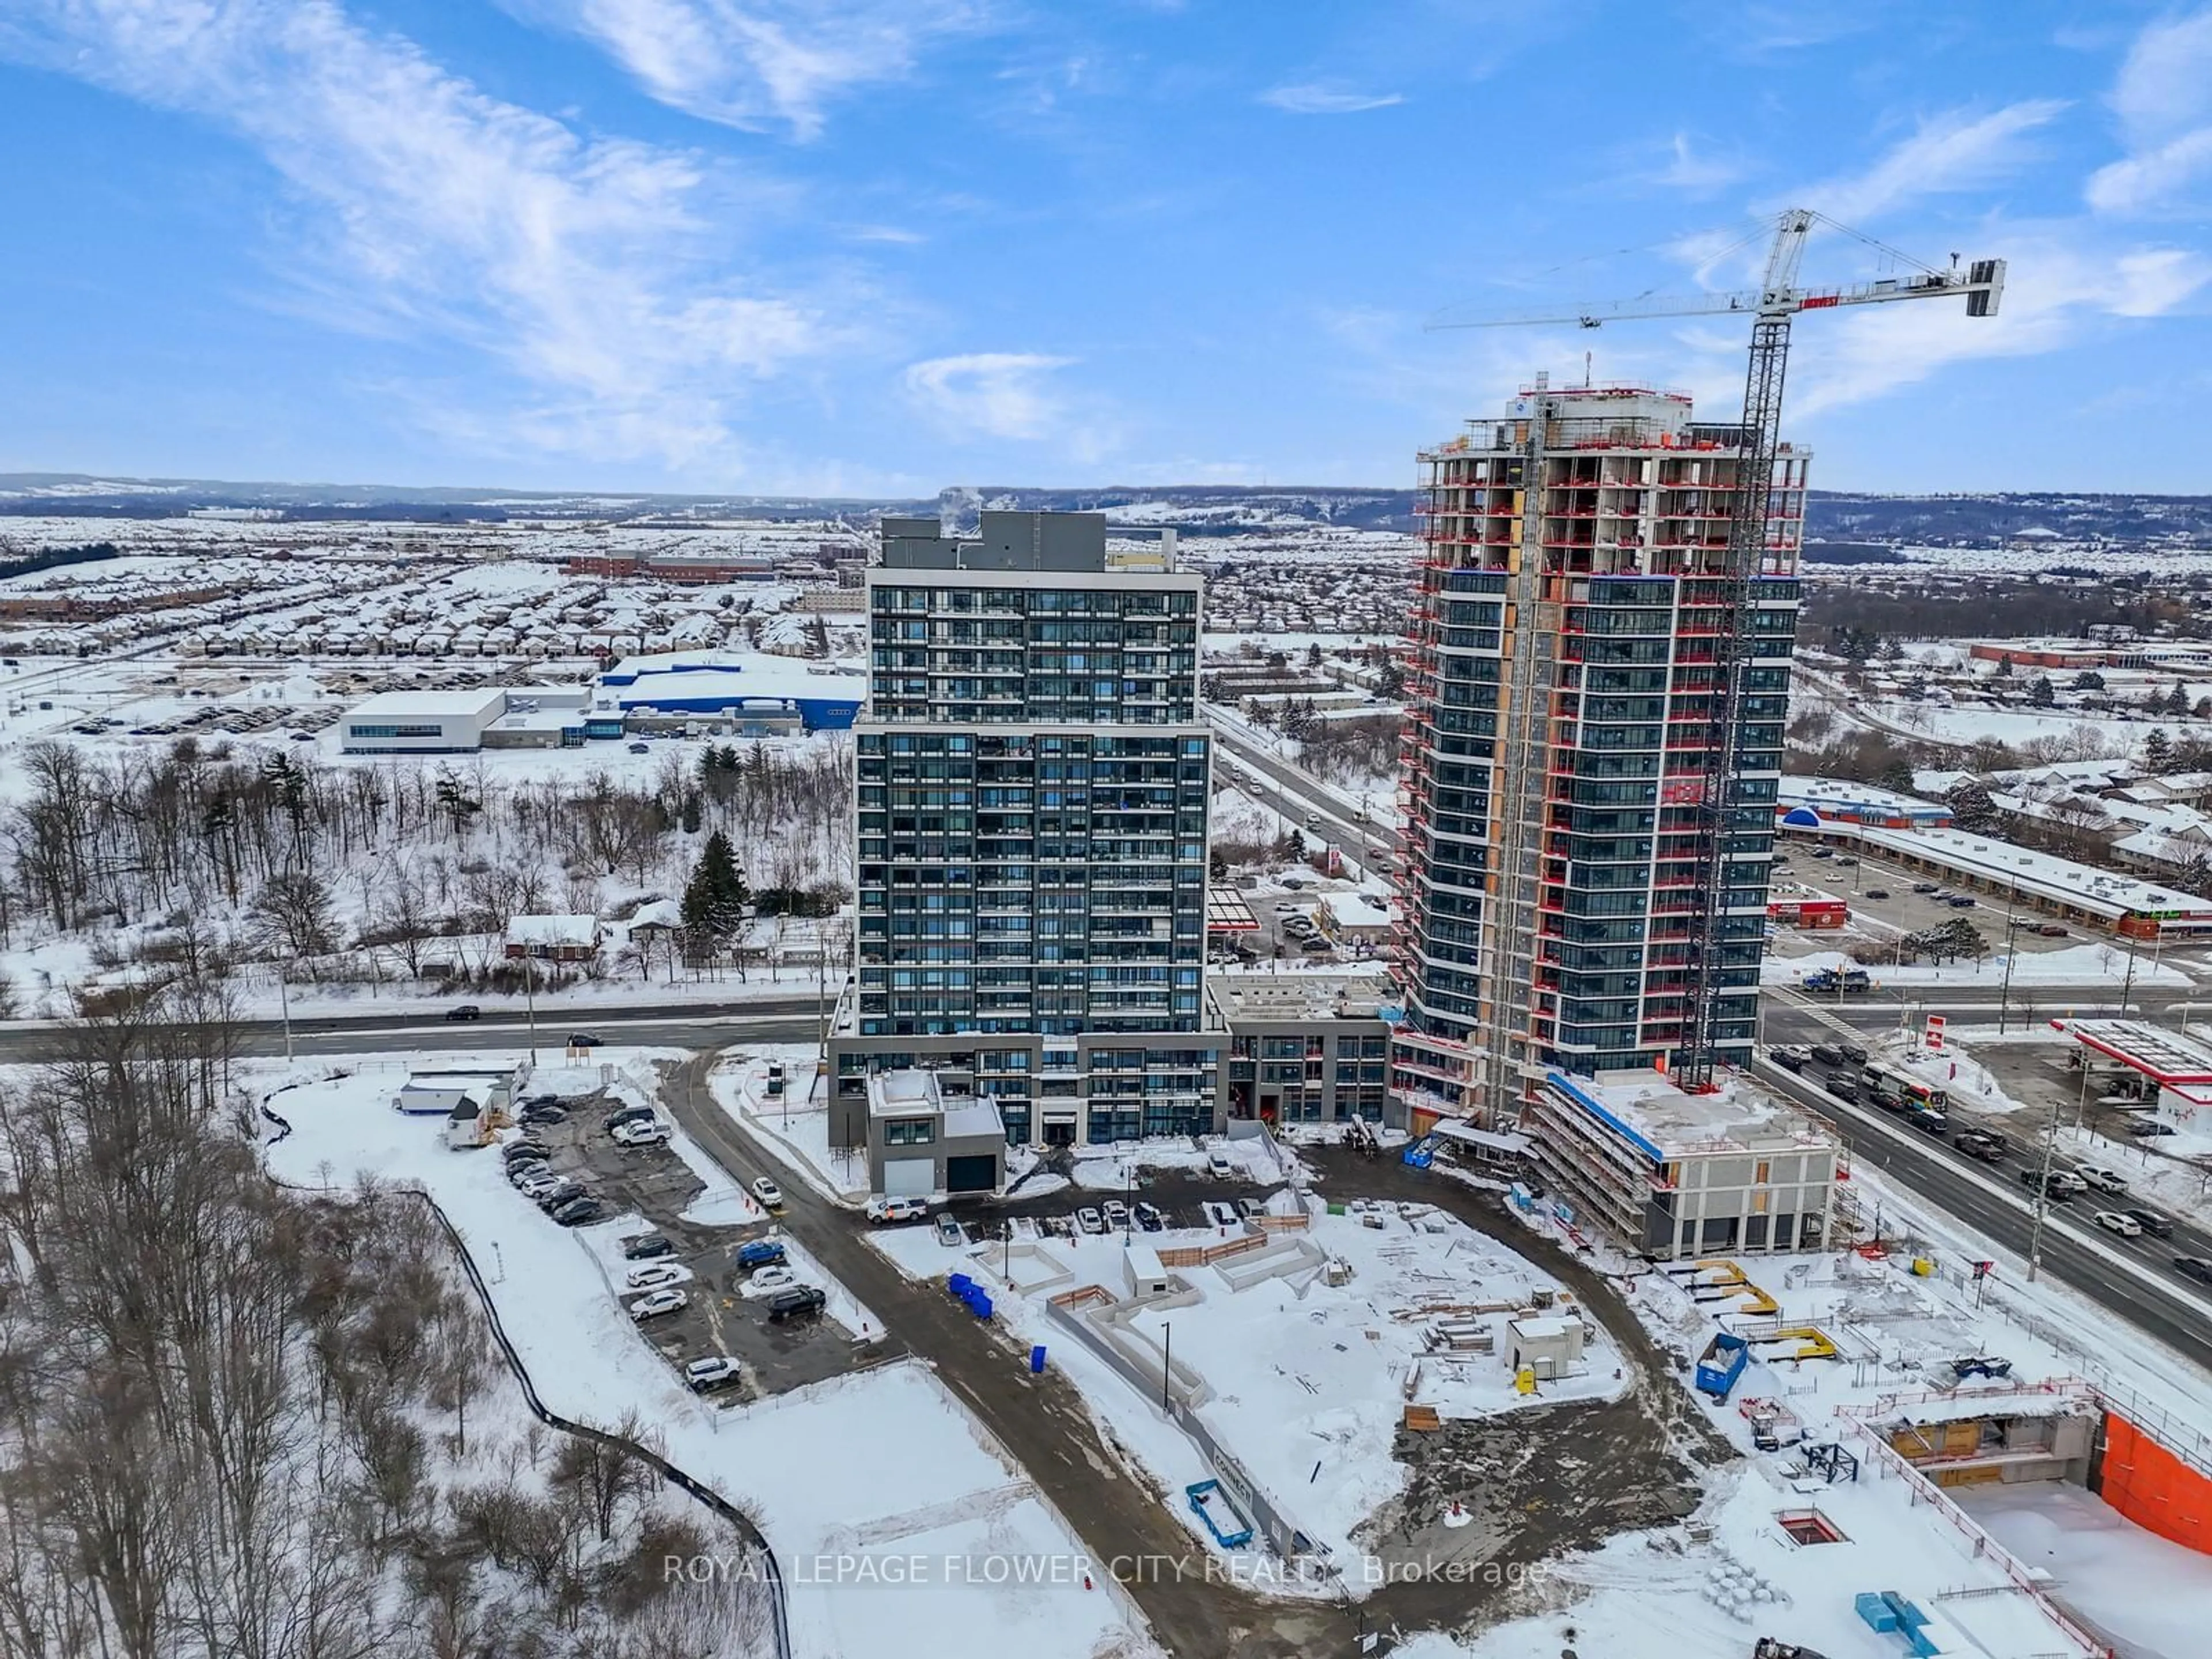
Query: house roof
506,913,602,946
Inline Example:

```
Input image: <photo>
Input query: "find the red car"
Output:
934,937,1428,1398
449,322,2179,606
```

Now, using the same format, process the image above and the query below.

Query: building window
883,1118,936,1146
347,723,445,739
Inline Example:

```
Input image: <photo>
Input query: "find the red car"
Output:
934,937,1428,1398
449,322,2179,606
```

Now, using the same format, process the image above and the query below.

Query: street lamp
1161,1321,1173,1412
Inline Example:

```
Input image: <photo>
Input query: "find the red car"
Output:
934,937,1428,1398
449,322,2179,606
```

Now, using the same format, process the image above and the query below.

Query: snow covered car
626,1263,684,1291
628,1289,688,1321
2094,1211,2142,1238
1101,1199,1131,1230
685,1356,742,1393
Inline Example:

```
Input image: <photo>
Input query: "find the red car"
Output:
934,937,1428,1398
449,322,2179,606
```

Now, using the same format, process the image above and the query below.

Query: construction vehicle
1802,968,1871,995
1440,210,2003,1092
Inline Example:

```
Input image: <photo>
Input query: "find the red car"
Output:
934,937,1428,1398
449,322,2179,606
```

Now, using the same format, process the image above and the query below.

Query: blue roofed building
593,650,864,733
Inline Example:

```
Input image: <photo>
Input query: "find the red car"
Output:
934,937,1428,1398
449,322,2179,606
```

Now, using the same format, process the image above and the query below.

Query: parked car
627,1263,685,1291
2073,1164,2130,1195
445,1004,482,1022
2174,1256,2212,1285
735,1240,787,1268
1810,847,1834,861
535,1182,587,1212
628,741,652,755
623,1233,675,1260
567,1032,604,1048
612,1120,668,1147
685,1355,743,1393
1948,896,1978,908
1075,1207,1107,1236
2094,1211,2143,1238
743,1266,798,1296
1864,888,1891,900
1836,855,1858,866
551,1198,607,1227
518,1104,567,1126
934,1212,966,1246
630,1289,688,1321
2035,923,2070,937
604,1104,655,1131
1911,881,1939,893
502,1138,551,1163
865,1195,929,1225
1809,1042,1847,1067
766,1285,827,1323
1202,1200,1242,1229
1133,1202,1164,1232
1930,889,1955,901
1234,1197,1262,1221
751,1177,785,1210
1102,1199,1131,1230
2125,1208,2175,1238
516,1172,563,1200
2127,1119,2178,1138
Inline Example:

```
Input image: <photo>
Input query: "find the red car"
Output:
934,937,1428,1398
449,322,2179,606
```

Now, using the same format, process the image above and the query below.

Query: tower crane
1433,209,2006,1093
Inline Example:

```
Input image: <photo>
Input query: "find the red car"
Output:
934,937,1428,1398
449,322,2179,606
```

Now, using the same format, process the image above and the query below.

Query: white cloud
1655,132,1745,194
511,0,983,141
1786,231,2210,416
902,353,1073,440
2088,8,2212,215
1259,84,1403,116
1804,100,2070,224
0,0,833,471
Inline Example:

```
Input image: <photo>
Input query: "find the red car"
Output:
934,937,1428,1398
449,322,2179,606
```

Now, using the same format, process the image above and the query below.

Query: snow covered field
871,1199,1626,1578
258,1048,1157,1659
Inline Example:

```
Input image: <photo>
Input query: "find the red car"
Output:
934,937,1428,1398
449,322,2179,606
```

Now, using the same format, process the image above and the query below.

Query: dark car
1954,1132,2005,1162
1865,888,1891,900
1770,1046,1809,1073
1948,896,1978,908
2021,1168,2074,1202
1809,1042,1848,1067
1839,1041,1870,1066
604,1105,656,1133
2035,923,2070,938
2125,1209,2175,1238
519,1104,567,1126
623,1233,675,1260
552,1198,608,1228
1836,856,1858,866
1810,847,1834,860
446,1004,482,1021
568,1032,604,1048
2175,1256,2212,1285
1824,1074,1859,1102
1133,1202,1164,1232
1907,1108,1949,1135
1911,882,1939,893
536,1183,588,1213
2127,1119,2177,1138
766,1285,828,1322
501,1138,551,1163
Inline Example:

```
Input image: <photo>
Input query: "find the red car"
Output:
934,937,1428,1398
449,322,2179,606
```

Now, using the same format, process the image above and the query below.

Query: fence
1040,1296,1315,1565
255,1094,792,1659
1156,1230,1272,1269
1843,1416,2111,1659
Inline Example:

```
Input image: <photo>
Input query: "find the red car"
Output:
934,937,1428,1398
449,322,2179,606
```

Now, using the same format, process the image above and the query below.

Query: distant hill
4,472,2209,547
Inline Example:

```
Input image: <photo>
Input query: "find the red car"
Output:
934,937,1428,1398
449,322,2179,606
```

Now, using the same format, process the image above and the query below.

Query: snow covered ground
1766,942,2192,990
707,1048,869,1203
259,1048,1158,1659
870,1199,1626,1582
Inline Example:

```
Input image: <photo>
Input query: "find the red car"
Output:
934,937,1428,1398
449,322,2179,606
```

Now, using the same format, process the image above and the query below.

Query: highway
1752,1033,2212,1372
1205,707,1395,874
0,996,825,1062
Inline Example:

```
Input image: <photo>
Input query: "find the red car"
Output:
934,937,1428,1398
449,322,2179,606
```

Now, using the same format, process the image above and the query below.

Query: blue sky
1,2,2208,497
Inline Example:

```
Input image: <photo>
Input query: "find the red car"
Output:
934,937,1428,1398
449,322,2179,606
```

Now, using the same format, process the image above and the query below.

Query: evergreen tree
2144,727,2175,775
680,830,751,952
2027,675,2054,708
1993,656,2012,679
2169,681,2192,717
1945,779,1999,835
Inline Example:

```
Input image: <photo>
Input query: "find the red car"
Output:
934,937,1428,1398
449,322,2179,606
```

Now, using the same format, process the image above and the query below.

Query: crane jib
1798,294,1840,309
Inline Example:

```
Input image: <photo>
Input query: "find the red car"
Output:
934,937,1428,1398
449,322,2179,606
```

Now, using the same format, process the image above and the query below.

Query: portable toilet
445,1096,485,1150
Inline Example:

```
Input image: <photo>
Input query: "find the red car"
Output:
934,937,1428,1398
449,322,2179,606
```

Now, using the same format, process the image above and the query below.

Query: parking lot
504,1088,869,1404
1770,847,2099,961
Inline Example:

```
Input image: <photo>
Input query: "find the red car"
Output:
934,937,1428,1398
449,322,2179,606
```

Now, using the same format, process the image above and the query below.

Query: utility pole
2028,1089,2064,1283
278,954,294,1063
2121,933,2140,1017
1996,886,2023,1035
1161,1322,1173,1412
523,955,538,1066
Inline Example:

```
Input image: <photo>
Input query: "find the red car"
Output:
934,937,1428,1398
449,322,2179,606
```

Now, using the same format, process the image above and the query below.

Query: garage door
945,1153,998,1194
882,1156,934,1198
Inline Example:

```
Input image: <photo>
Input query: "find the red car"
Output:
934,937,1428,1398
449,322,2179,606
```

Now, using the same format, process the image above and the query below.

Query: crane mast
1430,210,2005,1100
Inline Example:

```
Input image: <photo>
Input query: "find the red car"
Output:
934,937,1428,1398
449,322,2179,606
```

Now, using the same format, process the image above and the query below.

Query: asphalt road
0,995,824,1062
1206,713,1393,872
1750,1043,2212,1372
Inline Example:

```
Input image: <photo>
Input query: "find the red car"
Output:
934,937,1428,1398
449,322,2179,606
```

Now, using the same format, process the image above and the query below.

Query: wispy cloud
0,1,831,471
1789,232,2210,416
1654,132,1747,195
507,0,984,141
1804,100,2071,224
1259,84,1402,116
903,352,1073,440
2088,7,2212,215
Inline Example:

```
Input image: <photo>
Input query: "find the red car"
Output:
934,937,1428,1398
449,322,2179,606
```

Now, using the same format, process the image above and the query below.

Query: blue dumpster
967,1290,994,1320
947,1272,974,1298
1030,1345,1047,1374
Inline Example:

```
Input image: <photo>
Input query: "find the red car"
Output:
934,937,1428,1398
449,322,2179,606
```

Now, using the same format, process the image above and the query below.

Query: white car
1075,1207,1106,1235
612,1120,668,1147
626,1262,684,1291
685,1355,742,1393
628,1288,688,1320
2074,1165,2130,1195
865,1195,929,1224
2094,1210,2143,1238
751,1176,785,1210
740,1266,799,1297
1102,1199,1131,1230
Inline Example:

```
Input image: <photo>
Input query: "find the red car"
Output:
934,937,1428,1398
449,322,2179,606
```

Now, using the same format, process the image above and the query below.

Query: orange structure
2100,1412,2212,1553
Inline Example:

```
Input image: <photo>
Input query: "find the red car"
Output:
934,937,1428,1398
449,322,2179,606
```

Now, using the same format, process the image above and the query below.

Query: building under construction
1389,379,1808,1129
